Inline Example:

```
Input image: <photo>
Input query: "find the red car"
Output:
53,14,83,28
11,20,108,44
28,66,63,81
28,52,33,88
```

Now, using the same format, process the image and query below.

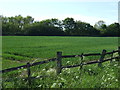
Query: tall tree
40,18,62,29
74,21,100,36
24,22,64,36
94,20,106,29
62,17,76,35
23,16,34,25
94,20,107,36
105,23,120,36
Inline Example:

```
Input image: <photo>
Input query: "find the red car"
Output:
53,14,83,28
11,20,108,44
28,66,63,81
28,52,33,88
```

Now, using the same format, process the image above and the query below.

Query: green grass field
2,36,119,88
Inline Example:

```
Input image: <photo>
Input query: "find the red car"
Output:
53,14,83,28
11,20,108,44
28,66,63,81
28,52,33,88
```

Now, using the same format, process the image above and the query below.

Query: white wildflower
51,83,57,88
112,77,115,79
42,69,45,71
104,79,107,82
101,82,104,85
48,68,55,72
58,83,62,86
61,78,66,82
66,61,70,64
36,76,39,78
102,75,105,79
46,68,56,75
72,78,74,81
18,70,21,72
113,53,118,57
108,78,111,80
113,59,115,61
115,79,118,82
38,85,42,87
59,73,62,75
47,68,55,73
76,76,79,79
68,70,70,74
89,69,91,71
23,69,27,71
64,68,68,70
114,64,117,66
63,68,70,73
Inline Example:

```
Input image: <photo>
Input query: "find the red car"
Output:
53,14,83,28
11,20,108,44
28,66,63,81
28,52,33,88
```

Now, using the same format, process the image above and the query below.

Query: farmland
2,36,119,88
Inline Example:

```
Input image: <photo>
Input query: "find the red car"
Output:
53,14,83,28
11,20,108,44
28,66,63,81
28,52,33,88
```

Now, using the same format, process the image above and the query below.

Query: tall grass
2,36,119,88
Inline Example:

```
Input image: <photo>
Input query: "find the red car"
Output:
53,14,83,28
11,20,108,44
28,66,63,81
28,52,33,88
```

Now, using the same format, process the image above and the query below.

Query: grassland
2,36,119,88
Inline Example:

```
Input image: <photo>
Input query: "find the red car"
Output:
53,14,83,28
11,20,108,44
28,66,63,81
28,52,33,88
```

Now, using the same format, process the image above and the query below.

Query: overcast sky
0,0,119,25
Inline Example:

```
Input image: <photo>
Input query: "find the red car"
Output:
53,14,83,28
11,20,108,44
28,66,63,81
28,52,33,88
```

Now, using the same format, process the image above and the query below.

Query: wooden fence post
27,62,31,86
110,51,114,63
56,52,62,74
98,49,106,67
118,47,120,63
118,46,120,57
80,53,84,69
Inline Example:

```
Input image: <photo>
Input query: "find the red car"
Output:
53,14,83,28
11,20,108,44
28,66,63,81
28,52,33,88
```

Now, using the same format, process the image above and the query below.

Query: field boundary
1,47,120,85
1,48,120,73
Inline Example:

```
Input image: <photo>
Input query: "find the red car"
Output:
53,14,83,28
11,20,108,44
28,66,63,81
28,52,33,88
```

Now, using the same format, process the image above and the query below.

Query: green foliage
62,17,76,35
2,36,119,88
2,15,119,36
2,61,119,88
24,23,64,36
74,21,100,36
2,22,20,35
2,15,34,36
105,23,120,36
94,21,120,36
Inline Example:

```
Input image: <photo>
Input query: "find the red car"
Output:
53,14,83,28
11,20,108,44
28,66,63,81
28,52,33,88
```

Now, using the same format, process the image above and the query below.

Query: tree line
2,15,120,36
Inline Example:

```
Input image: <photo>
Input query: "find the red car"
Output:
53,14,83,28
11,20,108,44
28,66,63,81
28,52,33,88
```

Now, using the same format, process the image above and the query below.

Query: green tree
2,15,35,35
74,21,100,36
24,23,64,36
105,23,119,36
2,16,20,35
40,18,62,29
62,17,76,35
94,20,107,36
2,22,20,35
23,16,34,25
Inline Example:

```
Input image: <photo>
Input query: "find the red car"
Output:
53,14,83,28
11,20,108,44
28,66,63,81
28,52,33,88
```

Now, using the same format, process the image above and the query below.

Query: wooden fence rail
1,48,120,86
0,58,56,73
61,50,119,58
0,48,120,73
62,56,120,69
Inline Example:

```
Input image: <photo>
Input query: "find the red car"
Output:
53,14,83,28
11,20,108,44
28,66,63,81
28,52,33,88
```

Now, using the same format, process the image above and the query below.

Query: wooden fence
1,47,120,85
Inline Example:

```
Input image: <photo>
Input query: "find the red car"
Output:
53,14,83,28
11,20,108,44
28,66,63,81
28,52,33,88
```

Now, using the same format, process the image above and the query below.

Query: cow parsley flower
66,61,70,64
38,85,42,87
115,79,118,82
76,76,79,79
51,83,57,88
